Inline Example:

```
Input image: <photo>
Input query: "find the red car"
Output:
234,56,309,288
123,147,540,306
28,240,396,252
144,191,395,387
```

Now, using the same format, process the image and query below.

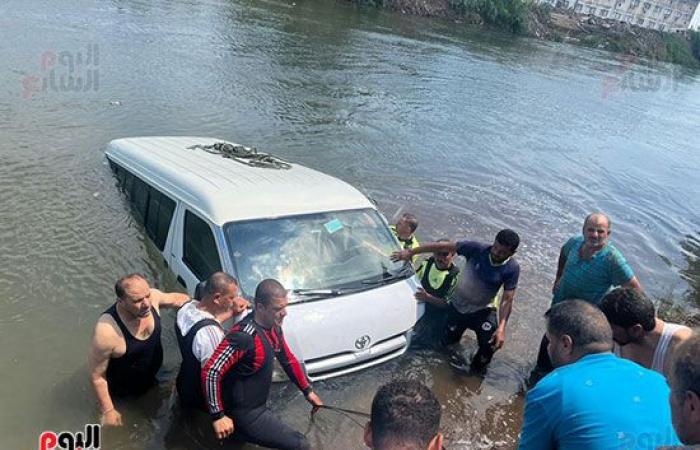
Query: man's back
519,353,679,450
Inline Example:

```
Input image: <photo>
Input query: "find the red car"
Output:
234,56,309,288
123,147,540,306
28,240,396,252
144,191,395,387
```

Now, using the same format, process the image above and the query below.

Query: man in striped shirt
202,279,323,450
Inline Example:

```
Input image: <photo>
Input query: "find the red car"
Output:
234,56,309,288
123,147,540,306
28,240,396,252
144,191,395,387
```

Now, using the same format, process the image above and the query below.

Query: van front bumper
303,331,410,381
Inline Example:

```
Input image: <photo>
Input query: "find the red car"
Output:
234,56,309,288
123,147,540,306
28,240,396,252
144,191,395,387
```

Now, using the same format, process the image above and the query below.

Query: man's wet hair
599,288,656,331
584,212,612,231
545,300,613,352
204,271,238,298
255,279,286,307
672,330,700,396
115,273,147,300
370,379,441,450
398,213,419,233
495,229,520,252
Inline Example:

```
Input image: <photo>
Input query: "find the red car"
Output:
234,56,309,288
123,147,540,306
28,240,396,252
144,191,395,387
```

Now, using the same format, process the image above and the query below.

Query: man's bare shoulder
672,325,694,345
93,312,124,349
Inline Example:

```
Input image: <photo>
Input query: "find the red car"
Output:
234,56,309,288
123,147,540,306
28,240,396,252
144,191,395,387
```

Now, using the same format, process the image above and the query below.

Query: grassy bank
348,0,700,68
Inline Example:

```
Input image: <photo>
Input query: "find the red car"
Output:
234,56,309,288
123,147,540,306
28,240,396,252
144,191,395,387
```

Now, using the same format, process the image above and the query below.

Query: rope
304,404,369,438
316,404,370,418
188,142,292,170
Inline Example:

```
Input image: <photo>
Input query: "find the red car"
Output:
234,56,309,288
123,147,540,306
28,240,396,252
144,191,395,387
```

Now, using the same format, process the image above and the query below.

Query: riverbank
348,0,700,68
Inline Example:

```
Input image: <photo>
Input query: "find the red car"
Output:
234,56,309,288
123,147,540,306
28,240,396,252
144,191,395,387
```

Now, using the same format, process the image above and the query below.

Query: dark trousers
535,334,554,374
411,303,448,350
441,305,498,370
231,406,309,450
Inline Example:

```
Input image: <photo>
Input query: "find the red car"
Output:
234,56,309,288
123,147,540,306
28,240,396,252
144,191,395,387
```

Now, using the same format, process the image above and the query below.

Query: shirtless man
88,273,189,426
600,287,691,378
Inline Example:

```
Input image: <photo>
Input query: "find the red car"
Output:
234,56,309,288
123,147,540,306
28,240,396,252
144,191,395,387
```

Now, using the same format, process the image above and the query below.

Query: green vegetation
448,0,539,34
690,30,700,60
663,33,700,68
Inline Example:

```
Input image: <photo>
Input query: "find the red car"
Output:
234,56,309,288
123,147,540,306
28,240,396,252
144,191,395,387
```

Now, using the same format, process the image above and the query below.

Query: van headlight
272,359,289,382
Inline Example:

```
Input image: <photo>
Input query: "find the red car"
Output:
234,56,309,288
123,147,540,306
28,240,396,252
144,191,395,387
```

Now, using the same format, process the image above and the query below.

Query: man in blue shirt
393,229,520,373
519,300,679,450
532,212,643,381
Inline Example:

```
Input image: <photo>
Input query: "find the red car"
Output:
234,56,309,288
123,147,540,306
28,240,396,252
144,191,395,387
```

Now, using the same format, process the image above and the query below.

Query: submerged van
104,136,421,380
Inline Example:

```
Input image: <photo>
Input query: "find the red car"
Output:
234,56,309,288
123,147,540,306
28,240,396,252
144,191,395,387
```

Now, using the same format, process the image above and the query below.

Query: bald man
533,213,642,379
89,273,190,426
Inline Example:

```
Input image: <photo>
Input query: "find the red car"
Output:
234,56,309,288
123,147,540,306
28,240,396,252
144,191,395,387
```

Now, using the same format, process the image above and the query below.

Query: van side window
132,178,149,223
109,159,176,252
183,210,222,281
145,187,176,251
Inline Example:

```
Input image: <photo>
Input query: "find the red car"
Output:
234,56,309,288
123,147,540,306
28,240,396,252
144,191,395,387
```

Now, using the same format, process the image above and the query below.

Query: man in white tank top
599,287,691,378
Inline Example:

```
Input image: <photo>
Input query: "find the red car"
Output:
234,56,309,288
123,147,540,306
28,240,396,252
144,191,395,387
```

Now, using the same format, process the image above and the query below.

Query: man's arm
490,289,515,351
192,325,226,365
88,316,122,426
552,247,567,295
622,276,642,293
276,331,323,411
415,288,448,308
151,288,189,310
391,241,458,262
201,333,248,439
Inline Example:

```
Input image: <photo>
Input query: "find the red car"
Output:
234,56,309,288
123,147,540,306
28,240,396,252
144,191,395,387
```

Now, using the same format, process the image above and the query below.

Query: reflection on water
1,0,699,448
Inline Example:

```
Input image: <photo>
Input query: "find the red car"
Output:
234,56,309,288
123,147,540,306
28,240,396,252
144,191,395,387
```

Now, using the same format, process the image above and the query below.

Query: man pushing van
393,230,520,373
88,273,189,426
202,278,323,450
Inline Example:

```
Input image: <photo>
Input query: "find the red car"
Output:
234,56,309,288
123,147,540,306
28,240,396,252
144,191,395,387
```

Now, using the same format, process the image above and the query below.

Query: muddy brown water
1,0,699,448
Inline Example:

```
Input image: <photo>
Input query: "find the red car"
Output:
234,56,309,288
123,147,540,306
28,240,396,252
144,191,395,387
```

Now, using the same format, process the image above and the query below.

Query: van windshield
223,209,410,299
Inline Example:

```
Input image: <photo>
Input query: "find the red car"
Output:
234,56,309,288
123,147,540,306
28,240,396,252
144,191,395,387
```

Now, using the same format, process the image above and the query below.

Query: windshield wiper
292,288,344,297
361,263,414,285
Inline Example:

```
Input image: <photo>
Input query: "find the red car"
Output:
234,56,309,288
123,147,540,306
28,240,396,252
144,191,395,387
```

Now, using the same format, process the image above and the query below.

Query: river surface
1,0,699,448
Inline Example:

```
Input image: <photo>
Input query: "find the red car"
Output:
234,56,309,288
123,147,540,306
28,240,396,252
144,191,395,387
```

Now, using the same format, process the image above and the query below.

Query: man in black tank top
88,273,189,427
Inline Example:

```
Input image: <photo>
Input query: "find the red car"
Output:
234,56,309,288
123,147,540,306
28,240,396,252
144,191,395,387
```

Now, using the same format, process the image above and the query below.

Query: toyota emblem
355,335,371,350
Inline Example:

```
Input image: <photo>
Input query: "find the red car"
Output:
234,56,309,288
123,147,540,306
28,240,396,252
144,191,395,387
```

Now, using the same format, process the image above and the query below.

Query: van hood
282,279,420,364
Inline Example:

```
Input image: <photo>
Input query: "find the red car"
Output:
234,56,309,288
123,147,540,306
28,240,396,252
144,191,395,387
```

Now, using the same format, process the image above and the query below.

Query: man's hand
101,409,123,427
390,249,412,262
213,416,235,440
489,327,506,352
232,297,250,315
414,288,430,303
306,391,323,416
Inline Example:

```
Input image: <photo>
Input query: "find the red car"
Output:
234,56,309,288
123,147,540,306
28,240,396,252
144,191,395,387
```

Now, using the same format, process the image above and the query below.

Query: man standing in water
599,287,691,379
411,240,459,348
175,271,249,411
393,229,520,373
203,279,323,450
532,212,642,379
88,273,189,426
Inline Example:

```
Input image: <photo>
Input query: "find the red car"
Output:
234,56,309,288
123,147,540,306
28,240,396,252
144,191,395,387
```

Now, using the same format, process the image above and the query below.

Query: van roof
105,136,374,225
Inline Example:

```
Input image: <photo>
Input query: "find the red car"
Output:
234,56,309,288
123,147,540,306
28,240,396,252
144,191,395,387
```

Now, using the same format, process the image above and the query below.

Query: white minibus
105,136,421,380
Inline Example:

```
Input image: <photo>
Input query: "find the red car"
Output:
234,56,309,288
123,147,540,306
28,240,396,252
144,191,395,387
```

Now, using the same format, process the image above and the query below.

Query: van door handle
177,276,187,289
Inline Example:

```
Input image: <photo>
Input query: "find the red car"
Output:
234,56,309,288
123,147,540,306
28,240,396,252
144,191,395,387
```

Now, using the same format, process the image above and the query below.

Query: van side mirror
193,280,206,300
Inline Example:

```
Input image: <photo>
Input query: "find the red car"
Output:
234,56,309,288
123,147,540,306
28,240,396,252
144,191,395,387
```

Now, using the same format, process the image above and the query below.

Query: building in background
539,0,700,31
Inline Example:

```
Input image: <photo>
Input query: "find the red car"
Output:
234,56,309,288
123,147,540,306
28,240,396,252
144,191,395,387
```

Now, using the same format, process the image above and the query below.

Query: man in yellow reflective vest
411,240,459,349
390,213,420,265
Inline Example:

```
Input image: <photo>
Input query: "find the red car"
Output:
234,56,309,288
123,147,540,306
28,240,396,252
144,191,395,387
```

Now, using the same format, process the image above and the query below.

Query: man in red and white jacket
202,278,323,450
